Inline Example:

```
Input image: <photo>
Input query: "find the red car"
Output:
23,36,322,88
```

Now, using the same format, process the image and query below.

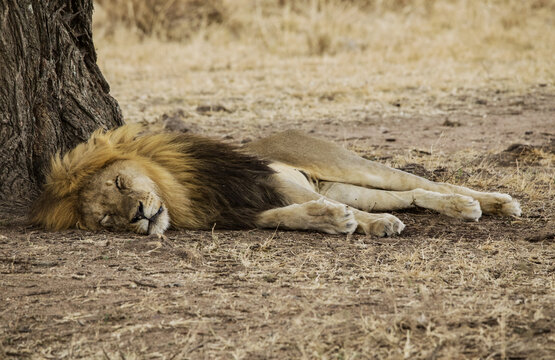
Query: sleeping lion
31,125,521,236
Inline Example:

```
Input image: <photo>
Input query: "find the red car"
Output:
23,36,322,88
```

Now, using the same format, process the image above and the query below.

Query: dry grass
93,0,554,130
1,1,554,359
95,0,226,41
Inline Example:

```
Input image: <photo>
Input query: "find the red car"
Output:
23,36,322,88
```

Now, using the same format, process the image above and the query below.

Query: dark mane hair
172,134,287,229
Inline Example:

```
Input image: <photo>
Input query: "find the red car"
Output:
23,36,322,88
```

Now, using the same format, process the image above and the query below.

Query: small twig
132,279,158,288
24,290,52,297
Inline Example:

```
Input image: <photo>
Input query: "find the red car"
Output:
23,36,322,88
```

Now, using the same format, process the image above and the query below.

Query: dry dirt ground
2,1,555,358
1,87,553,359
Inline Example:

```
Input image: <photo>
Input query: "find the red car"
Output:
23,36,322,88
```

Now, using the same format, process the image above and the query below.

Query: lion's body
31,125,521,236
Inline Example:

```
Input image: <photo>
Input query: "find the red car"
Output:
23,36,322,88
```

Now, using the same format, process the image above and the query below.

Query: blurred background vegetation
94,0,554,59
91,0,554,128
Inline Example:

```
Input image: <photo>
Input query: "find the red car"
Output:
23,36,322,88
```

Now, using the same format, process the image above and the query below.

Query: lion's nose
137,201,145,217
131,201,146,223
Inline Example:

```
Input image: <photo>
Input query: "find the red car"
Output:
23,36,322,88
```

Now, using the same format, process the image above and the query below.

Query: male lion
31,125,521,236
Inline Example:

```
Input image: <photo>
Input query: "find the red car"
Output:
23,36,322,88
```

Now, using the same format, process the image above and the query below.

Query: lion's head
30,125,199,235
77,159,170,234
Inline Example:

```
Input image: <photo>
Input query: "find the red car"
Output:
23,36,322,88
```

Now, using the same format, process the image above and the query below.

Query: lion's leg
256,199,357,235
256,199,404,237
316,157,521,217
246,131,520,217
326,164,521,218
319,182,482,221
269,175,405,237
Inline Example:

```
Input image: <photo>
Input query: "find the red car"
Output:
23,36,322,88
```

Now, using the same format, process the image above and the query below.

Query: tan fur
31,126,521,237
246,130,521,218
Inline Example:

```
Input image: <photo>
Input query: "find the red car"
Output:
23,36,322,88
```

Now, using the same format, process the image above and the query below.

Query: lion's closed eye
115,175,124,190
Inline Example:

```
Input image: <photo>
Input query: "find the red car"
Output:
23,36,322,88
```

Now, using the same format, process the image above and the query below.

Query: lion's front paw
478,193,522,217
442,194,482,221
500,198,522,217
305,199,358,235
356,213,405,237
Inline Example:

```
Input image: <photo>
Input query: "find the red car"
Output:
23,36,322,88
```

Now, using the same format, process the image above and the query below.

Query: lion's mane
31,125,286,231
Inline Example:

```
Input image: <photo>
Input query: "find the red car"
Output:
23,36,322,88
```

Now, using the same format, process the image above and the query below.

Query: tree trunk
0,0,123,213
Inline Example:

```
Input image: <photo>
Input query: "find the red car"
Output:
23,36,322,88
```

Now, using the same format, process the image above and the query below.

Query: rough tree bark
0,0,124,213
